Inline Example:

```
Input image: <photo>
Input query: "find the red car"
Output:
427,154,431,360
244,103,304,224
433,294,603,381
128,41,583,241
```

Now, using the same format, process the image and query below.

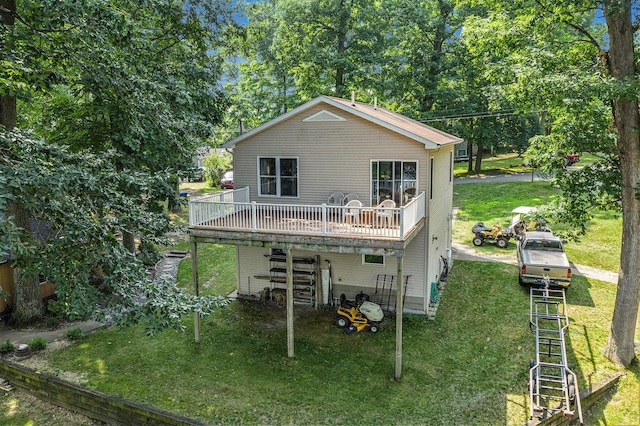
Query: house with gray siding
188,95,463,378
188,95,462,316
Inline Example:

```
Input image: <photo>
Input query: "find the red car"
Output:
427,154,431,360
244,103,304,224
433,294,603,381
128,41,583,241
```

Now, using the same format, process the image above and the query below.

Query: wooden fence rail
0,360,207,426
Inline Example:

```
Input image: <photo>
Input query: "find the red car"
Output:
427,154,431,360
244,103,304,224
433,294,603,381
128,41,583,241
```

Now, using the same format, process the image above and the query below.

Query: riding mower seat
473,222,492,232
339,293,356,308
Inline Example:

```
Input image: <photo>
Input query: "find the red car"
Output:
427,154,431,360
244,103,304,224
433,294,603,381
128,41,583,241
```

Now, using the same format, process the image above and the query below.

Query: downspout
395,255,404,380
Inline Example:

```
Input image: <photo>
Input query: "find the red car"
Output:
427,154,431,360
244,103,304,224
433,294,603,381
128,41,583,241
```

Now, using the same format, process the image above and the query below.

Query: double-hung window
258,156,299,197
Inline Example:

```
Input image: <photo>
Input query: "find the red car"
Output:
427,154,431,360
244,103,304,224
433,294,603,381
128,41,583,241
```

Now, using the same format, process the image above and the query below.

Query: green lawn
454,152,531,177
454,151,599,178
23,261,637,425
453,180,622,272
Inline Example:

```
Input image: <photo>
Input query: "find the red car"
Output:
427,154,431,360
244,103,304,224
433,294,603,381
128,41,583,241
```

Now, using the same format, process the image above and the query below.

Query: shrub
203,152,232,185
66,326,84,341
0,339,14,354
138,241,162,267
28,337,47,352
44,315,61,329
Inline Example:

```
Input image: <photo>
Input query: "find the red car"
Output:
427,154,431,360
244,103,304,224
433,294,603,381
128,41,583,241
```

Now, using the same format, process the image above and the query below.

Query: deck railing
189,188,425,241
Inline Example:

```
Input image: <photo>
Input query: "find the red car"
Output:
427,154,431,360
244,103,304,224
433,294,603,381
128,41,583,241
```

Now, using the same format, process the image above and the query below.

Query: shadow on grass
566,275,596,308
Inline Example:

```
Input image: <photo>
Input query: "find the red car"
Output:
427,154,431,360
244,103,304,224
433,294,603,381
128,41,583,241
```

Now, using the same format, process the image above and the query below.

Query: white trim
302,109,347,122
429,156,434,200
222,96,462,149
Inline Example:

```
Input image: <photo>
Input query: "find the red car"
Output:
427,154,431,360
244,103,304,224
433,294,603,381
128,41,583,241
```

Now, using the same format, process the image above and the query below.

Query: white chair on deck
344,199,362,225
327,192,345,206
342,193,359,205
375,199,396,227
403,187,416,204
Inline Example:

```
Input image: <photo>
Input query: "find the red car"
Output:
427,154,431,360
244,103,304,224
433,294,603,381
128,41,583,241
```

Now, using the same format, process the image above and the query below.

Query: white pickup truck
517,231,572,288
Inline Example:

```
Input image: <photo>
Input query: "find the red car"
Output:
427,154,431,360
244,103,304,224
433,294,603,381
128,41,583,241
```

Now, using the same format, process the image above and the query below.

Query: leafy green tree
1,0,236,325
203,151,232,186
380,0,471,116
20,0,235,224
464,0,639,366
1,0,42,324
221,0,394,138
228,0,538,170
0,129,227,332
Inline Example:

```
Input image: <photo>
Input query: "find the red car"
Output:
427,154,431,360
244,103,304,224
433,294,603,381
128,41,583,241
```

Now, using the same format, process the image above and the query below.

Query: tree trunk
123,230,136,254
602,2,640,367
334,0,349,98
474,143,484,174
335,32,346,97
0,1,16,128
7,204,43,325
0,95,16,128
467,120,474,173
167,177,181,213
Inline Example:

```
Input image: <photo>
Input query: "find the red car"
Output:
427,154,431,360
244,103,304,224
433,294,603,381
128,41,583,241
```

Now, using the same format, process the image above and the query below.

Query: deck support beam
286,249,295,358
395,254,404,380
191,241,200,344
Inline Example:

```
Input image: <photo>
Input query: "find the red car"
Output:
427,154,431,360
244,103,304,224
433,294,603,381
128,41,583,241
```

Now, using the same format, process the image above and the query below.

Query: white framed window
457,148,467,157
362,254,385,266
258,156,299,197
370,160,417,206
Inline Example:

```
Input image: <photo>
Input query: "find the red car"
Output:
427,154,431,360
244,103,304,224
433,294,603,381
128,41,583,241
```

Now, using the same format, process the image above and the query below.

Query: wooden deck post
191,240,200,344
395,255,404,380
286,249,294,357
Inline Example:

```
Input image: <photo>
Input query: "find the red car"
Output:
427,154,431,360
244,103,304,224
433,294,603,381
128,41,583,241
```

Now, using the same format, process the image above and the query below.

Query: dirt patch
14,340,88,385
0,389,102,425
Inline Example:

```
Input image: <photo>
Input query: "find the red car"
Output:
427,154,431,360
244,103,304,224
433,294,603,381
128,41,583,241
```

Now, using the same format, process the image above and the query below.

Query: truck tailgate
524,251,571,268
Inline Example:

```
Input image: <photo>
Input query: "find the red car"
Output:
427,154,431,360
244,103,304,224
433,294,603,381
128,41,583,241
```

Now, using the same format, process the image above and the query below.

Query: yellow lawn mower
335,293,384,333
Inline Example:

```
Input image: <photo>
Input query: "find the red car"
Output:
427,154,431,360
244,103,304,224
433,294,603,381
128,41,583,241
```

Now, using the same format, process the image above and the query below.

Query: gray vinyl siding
424,147,454,309
236,241,427,312
233,104,430,207
231,103,454,313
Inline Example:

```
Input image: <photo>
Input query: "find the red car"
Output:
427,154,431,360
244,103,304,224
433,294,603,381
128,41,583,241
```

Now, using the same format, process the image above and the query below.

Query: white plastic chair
375,199,396,227
344,199,362,224
327,191,345,206
342,193,359,205
403,187,416,204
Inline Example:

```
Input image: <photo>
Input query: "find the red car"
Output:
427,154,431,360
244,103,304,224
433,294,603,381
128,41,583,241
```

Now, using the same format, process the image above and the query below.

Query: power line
418,109,545,123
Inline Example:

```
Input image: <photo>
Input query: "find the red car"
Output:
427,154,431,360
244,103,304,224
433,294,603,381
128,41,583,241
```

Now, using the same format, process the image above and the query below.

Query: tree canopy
1,0,236,328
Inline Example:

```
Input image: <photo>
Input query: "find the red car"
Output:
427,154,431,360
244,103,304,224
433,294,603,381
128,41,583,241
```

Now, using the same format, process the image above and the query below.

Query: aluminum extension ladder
528,280,583,424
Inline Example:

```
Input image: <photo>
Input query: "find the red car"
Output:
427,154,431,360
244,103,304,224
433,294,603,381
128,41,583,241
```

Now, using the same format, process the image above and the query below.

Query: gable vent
302,109,347,122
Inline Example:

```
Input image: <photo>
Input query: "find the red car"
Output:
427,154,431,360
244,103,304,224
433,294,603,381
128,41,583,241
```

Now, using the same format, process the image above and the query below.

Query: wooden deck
189,189,426,242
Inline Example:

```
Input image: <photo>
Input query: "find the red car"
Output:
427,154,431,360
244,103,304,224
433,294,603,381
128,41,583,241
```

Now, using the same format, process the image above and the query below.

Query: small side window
363,254,385,266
